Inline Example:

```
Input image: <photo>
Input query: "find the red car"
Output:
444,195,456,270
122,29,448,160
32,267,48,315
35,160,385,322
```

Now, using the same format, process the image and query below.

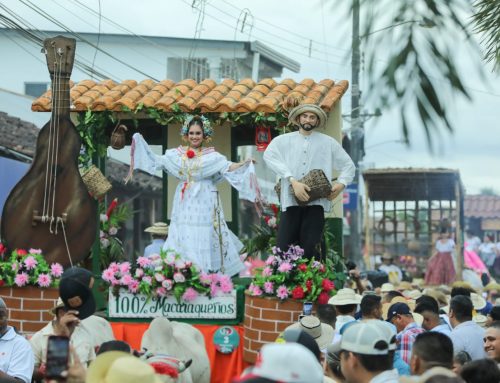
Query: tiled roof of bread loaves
31,78,349,113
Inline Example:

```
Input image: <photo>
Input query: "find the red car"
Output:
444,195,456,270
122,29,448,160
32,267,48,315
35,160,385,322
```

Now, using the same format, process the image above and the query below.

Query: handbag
274,169,332,206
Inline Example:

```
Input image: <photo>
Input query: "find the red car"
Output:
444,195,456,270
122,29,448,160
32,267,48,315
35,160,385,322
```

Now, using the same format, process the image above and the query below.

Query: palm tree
352,0,499,149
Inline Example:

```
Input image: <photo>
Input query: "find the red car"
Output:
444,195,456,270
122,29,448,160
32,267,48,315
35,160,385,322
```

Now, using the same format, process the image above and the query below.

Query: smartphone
302,301,313,316
45,335,70,379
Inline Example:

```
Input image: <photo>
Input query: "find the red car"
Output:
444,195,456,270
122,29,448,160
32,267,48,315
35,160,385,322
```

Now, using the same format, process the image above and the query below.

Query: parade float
1,35,351,380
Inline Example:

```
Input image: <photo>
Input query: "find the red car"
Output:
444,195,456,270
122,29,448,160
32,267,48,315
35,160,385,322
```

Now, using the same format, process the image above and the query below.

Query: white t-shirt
0,327,34,383
436,239,455,253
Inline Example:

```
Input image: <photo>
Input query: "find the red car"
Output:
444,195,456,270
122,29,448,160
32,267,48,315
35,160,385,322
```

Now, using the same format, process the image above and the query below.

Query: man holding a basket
263,103,355,261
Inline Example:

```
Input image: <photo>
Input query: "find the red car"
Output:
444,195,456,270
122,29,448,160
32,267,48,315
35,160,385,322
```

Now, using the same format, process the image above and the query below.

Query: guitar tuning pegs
56,47,64,55
40,47,47,54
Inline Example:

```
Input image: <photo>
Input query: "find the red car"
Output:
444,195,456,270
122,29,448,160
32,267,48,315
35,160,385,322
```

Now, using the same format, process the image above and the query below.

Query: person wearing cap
328,288,361,332
263,103,355,261
336,320,398,383
143,222,169,257
379,253,402,284
386,302,424,364
484,320,500,366
449,295,486,360
235,342,325,383
0,298,34,383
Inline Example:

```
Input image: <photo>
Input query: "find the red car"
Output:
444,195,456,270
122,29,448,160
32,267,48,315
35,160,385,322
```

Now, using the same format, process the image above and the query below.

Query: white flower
175,259,186,269
100,238,110,248
100,214,108,222
173,272,185,283
109,227,118,235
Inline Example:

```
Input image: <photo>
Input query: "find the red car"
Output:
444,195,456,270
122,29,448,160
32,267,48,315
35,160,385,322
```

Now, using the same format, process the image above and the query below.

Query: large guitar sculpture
1,36,97,266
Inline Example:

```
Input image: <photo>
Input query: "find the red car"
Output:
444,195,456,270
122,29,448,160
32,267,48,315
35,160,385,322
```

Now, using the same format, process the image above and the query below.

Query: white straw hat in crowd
144,222,169,236
380,283,395,293
473,314,488,328
470,293,487,311
328,288,362,306
285,315,334,350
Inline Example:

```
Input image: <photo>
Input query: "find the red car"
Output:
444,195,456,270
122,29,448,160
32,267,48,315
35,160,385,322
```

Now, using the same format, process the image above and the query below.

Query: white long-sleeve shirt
263,130,355,211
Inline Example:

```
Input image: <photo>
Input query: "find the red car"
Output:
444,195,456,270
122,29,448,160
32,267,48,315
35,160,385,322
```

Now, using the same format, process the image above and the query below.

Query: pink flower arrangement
102,250,234,303
248,245,340,302
0,248,64,288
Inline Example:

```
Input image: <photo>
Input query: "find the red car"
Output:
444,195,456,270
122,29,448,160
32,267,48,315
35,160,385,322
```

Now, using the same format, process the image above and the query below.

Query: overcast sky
2,0,500,194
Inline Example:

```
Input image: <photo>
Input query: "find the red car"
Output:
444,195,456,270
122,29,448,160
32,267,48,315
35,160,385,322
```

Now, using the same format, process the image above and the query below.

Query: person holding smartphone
30,301,95,382
0,298,34,383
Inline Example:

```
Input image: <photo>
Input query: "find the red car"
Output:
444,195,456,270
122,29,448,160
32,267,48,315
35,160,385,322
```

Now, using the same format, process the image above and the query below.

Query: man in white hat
263,103,355,260
328,288,362,332
143,222,169,257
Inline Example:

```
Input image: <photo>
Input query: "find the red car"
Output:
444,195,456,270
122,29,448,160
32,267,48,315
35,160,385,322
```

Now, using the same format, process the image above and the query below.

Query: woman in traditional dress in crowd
425,229,456,285
127,115,260,276
464,231,488,275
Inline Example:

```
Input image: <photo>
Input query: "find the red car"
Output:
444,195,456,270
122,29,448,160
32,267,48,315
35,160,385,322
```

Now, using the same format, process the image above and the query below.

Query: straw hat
86,351,162,383
288,104,328,130
49,297,65,316
380,283,395,293
473,314,488,328
404,290,422,300
328,288,362,306
470,293,487,311
381,253,393,260
484,282,500,291
396,281,412,291
382,296,416,320
285,316,334,350
144,222,169,236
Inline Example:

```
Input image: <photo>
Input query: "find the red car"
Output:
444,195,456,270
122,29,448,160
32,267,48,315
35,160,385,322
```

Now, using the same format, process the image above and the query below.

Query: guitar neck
50,77,71,119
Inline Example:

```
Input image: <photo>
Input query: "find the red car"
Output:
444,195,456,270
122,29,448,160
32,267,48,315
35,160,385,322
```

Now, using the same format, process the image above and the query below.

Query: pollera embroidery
179,147,203,200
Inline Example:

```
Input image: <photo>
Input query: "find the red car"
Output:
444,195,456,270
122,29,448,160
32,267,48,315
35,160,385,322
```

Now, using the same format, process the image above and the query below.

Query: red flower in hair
298,264,307,272
291,286,305,299
317,291,330,305
322,279,335,292
186,149,195,159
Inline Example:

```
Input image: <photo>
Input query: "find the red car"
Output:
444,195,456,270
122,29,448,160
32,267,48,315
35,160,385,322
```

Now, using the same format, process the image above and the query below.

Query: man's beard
300,123,315,131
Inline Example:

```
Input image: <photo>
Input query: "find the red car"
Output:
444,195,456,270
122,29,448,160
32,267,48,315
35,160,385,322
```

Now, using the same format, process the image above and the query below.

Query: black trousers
277,205,325,261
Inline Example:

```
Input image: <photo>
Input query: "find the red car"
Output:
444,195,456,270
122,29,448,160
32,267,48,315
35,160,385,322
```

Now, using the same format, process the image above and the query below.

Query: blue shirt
143,239,165,257
432,322,452,337
451,320,486,360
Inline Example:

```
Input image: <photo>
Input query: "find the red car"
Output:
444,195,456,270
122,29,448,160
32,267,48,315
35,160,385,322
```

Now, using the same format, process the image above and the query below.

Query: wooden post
455,179,463,281
364,179,371,269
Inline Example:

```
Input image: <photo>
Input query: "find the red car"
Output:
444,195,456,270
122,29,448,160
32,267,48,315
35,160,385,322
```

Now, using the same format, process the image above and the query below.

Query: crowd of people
237,278,500,383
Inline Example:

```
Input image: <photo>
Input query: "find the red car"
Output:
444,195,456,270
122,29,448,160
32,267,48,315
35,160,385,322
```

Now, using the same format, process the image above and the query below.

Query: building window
167,58,210,82
24,82,49,98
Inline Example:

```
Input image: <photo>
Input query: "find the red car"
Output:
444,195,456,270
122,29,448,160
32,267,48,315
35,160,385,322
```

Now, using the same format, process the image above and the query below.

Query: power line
17,0,159,80
178,0,350,69
68,0,215,72
219,0,351,54
0,8,116,80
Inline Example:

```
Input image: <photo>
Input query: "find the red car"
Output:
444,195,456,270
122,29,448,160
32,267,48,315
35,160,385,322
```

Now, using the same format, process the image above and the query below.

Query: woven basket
80,165,112,199
274,169,332,206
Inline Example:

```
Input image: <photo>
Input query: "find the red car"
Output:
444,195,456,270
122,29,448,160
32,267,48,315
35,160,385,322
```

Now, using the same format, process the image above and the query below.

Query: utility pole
348,0,363,267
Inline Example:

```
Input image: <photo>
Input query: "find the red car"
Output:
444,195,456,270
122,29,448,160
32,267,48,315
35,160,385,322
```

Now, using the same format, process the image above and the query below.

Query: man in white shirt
0,298,34,383
263,104,355,260
378,253,403,284
449,295,486,360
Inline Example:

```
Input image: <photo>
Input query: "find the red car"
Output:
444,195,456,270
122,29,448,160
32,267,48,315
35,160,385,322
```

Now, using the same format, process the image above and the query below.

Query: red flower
317,291,330,304
186,149,195,159
271,204,279,216
106,198,118,218
0,279,4,287
16,249,27,256
298,264,307,272
0,243,5,255
322,279,335,292
291,286,305,300
319,264,326,273
305,279,313,292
